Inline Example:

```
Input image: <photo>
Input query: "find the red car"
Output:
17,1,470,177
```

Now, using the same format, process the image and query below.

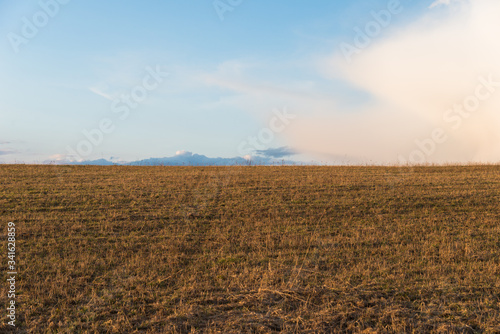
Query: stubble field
1,165,500,333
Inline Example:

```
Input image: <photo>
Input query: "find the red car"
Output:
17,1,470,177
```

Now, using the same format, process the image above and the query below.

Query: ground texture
1,165,500,333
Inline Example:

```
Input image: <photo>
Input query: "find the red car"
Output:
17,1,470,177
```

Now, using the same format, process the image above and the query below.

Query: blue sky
2,0,499,164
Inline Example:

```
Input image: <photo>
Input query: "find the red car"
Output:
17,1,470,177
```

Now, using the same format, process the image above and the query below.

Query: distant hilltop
51,152,300,166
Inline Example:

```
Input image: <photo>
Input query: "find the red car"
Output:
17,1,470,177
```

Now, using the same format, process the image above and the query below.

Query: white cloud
429,0,454,9
197,1,500,164
200,59,343,123
429,0,469,9
175,150,192,156
304,0,500,163
89,86,113,100
48,154,66,161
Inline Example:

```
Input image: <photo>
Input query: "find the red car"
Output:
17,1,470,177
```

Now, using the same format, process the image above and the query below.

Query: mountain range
57,152,299,166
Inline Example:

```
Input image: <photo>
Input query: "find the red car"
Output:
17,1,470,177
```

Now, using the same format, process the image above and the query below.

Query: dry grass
1,165,500,333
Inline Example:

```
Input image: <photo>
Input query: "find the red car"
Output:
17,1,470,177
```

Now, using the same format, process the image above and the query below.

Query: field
1,165,500,333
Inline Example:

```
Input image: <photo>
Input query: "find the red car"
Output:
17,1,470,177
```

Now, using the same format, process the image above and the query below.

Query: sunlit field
1,165,500,333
